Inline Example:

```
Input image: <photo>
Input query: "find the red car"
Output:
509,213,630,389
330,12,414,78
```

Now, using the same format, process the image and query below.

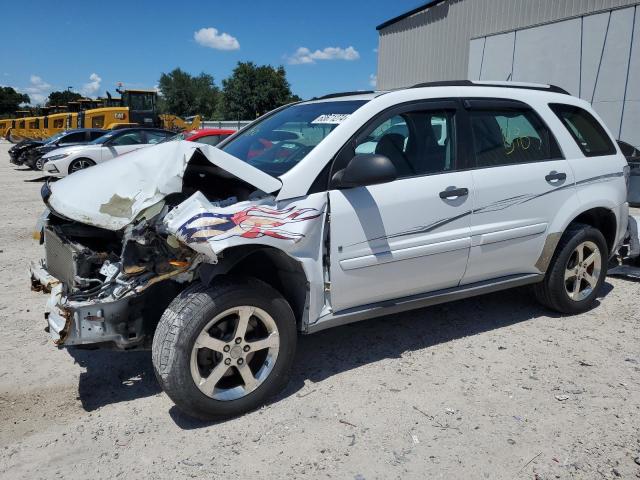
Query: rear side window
549,104,616,157
89,131,105,140
469,107,562,167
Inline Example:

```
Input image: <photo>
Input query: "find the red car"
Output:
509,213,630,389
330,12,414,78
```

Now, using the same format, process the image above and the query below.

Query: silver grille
44,227,78,288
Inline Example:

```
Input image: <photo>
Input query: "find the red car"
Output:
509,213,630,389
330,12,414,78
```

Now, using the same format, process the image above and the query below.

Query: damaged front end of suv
30,140,324,350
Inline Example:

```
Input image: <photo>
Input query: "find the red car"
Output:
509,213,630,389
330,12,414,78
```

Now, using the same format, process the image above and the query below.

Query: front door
328,101,474,312
461,98,578,285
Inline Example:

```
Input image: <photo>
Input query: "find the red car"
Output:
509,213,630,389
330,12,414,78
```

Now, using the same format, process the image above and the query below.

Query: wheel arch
197,246,309,330
538,206,618,272
568,207,617,255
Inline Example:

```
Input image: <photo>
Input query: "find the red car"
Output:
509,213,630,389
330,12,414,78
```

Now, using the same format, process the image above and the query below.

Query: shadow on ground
23,176,49,183
68,349,160,411
66,282,614,425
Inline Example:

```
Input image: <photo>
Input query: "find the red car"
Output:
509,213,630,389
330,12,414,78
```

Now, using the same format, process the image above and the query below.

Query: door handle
439,187,469,199
545,171,567,183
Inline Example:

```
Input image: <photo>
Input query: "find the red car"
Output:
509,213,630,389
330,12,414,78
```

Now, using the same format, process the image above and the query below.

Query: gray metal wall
469,6,640,146
377,0,640,145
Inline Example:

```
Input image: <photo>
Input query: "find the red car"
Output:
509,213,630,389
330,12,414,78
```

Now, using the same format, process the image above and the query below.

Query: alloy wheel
70,159,93,172
190,306,280,401
564,240,602,301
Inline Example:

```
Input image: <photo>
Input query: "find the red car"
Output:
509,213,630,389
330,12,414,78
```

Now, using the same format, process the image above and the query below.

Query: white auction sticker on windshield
311,113,351,124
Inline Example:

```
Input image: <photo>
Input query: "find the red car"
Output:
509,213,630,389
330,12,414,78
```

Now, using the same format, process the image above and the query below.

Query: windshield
44,132,65,144
221,100,368,176
89,130,118,145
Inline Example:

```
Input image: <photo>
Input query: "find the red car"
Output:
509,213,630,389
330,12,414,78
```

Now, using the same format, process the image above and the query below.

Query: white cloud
369,74,377,88
81,73,102,96
20,75,52,105
287,46,360,65
194,27,240,51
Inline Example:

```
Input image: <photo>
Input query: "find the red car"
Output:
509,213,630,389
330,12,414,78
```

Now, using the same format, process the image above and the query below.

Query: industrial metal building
376,0,640,146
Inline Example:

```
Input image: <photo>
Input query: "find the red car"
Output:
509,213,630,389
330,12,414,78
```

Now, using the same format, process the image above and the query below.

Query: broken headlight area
31,209,199,349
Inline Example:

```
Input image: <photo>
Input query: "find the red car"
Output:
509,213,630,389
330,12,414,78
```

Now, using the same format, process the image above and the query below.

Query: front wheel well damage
197,246,308,329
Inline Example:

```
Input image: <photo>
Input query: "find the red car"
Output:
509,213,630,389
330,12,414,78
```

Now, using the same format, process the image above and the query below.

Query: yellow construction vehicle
4,89,200,141
0,119,11,138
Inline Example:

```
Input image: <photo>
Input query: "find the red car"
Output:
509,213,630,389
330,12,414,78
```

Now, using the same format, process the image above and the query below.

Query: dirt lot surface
0,141,639,479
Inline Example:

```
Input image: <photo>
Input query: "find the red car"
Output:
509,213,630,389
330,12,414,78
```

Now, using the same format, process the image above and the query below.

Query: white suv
30,81,631,420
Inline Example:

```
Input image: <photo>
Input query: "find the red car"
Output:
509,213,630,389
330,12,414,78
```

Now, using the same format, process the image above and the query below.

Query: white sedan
42,128,174,177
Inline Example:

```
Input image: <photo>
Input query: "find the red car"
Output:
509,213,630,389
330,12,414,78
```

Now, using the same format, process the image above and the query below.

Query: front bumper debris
29,262,146,348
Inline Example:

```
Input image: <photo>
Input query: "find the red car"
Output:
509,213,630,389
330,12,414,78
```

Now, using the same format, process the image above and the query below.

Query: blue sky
0,1,424,104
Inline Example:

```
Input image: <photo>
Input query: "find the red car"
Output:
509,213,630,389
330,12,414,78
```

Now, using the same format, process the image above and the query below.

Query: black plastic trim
306,273,544,333
411,80,569,95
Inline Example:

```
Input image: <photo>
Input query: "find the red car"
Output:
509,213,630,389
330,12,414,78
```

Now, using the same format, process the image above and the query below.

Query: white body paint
38,82,630,336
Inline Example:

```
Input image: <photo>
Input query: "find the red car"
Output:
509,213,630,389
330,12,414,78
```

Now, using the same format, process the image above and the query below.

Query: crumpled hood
45,140,282,230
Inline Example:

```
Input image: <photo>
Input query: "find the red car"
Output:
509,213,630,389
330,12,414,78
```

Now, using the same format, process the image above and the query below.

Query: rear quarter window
549,104,616,157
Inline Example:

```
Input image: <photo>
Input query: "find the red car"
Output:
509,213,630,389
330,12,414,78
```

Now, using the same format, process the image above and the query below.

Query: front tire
68,158,95,174
152,277,297,421
35,156,45,171
534,223,608,314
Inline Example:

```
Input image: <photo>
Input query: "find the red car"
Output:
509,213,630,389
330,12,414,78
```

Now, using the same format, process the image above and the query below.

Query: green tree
218,62,300,120
0,87,30,116
157,68,219,118
47,90,83,106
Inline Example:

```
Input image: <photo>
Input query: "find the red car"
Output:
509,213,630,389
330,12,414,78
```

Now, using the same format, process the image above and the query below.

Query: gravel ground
0,141,639,480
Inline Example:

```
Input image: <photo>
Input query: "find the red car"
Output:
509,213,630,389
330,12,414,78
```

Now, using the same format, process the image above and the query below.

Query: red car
185,128,236,146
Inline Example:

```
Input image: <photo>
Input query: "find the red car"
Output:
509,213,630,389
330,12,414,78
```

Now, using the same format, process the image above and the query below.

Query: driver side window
353,109,456,178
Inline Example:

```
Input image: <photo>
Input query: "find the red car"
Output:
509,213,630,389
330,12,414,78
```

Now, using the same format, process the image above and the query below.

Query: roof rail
314,90,375,100
410,80,570,95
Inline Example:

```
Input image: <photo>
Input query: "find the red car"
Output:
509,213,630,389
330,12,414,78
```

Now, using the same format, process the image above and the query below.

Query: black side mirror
332,154,397,188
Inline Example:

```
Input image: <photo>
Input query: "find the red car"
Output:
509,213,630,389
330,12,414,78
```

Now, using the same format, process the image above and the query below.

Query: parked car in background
186,128,235,146
42,127,174,177
165,128,236,146
618,140,640,206
9,138,46,165
24,129,107,170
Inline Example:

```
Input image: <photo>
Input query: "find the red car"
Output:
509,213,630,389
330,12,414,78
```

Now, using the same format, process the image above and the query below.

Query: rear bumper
614,202,630,255
29,260,146,349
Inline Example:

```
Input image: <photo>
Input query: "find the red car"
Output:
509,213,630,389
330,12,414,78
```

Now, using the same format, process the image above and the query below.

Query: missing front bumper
30,261,147,349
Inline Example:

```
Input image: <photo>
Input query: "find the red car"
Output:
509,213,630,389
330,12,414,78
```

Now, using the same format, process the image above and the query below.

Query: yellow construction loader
5,89,200,141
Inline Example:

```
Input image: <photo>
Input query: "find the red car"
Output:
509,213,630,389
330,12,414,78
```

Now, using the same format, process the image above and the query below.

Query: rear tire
534,223,608,314
152,277,297,421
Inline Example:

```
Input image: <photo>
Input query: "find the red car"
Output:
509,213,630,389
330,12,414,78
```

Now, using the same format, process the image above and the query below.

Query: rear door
328,100,474,311
461,98,578,285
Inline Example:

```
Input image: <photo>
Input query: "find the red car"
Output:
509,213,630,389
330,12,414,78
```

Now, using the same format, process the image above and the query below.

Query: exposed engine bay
31,145,281,349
